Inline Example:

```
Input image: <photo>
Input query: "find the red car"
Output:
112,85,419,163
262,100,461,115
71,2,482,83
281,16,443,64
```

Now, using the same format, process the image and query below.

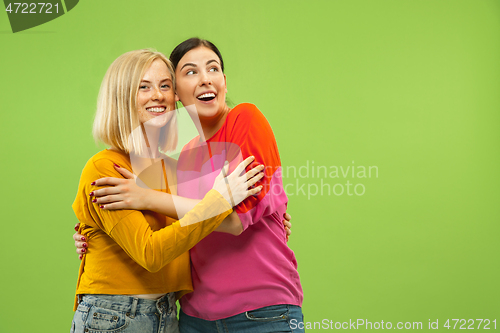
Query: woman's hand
212,156,264,207
90,165,150,210
284,213,292,242
73,223,87,260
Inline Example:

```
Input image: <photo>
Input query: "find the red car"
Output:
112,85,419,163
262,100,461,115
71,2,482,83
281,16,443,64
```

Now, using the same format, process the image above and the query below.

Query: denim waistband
80,293,175,316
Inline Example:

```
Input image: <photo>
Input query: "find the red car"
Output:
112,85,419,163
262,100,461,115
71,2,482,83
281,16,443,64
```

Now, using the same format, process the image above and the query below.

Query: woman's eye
209,67,218,72
161,84,170,89
139,85,149,89
186,70,195,75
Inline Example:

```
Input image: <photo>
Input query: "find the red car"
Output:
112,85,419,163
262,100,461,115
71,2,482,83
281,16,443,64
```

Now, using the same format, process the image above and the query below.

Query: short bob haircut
93,49,177,155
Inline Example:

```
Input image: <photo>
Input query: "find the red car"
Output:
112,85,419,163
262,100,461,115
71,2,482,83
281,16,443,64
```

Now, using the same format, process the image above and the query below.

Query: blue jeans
179,304,304,333
71,294,179,333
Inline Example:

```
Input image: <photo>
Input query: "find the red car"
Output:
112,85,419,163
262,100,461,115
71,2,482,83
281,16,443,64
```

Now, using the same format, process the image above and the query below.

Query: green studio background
0,0,498,332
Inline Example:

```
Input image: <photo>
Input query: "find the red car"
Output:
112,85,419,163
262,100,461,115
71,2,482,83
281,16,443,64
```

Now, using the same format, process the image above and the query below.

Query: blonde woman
70,49,264,333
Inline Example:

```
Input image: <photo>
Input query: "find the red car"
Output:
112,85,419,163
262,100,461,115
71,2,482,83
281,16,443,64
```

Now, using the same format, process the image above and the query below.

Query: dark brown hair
170,38,224,72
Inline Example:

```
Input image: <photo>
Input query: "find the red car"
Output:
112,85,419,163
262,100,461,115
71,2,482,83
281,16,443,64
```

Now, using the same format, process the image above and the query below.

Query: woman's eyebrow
180,62,196,71
140,78,172,83
207,59,219,66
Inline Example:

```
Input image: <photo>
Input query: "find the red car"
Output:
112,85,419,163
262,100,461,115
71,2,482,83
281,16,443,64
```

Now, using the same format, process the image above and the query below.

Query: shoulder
227,103,270,129
229,103,263,120
82,149,130,178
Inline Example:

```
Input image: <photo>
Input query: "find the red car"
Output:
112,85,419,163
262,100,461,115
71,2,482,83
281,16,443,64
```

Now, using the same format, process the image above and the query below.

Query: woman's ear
175,93,180,102
224,74,227,93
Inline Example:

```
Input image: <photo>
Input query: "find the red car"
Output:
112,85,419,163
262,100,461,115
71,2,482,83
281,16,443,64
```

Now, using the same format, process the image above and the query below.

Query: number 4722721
5,3,59,14
444,319,496,330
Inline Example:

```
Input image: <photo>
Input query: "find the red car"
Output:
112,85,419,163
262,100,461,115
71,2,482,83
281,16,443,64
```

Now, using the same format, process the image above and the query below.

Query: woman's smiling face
175,46,227,120
137,58,177,127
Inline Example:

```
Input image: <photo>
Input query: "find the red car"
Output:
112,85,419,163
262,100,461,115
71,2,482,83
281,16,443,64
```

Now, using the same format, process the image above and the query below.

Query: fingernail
100,205,104,209
91,181,96,185
74,226,79,231
81,237,86,241
89,192,94,197
92,198,97,203
114,164,120,168
79,255,83,260
82,248,86,253
83,243,87,248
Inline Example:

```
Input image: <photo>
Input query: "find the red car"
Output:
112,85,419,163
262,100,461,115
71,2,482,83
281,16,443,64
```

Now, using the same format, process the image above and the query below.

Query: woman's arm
73,155,261,271
215,211,244,235
91,162,264,220
90,161,265,235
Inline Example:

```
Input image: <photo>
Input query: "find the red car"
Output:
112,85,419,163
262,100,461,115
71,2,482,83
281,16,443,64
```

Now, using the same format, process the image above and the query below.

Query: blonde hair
93,49,177,154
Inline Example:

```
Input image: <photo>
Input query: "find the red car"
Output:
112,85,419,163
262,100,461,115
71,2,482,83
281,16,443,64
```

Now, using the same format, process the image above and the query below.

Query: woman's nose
152,87,164,100
199,72,212,86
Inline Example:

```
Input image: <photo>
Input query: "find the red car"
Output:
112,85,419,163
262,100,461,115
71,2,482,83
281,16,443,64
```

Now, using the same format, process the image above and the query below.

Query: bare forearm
215,211,243,235
144,189,200,219
145,189,243,235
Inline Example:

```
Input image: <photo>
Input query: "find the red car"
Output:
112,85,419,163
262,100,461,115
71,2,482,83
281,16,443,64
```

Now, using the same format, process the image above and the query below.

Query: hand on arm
91,165,212,219
91,156,263,218
72,156,237,271
73,223,87,259
90,166,184,218
73,156,267,259
194,156,264,235
211,156,264,207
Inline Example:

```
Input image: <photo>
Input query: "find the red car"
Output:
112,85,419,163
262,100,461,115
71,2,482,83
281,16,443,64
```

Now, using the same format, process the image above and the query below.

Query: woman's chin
195,101,222,118
143,112,173,128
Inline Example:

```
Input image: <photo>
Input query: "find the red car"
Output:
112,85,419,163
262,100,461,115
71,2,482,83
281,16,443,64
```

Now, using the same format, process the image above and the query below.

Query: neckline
204,107,232,142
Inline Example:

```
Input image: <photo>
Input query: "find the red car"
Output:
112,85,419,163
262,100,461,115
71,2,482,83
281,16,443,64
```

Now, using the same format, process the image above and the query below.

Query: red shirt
177,103,303,320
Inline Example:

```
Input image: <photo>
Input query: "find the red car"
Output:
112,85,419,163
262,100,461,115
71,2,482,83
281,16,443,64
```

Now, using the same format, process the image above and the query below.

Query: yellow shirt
72,149,232,310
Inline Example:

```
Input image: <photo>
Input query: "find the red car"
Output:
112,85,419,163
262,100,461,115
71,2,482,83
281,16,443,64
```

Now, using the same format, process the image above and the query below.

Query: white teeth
147,107,166,113
198,93,215,99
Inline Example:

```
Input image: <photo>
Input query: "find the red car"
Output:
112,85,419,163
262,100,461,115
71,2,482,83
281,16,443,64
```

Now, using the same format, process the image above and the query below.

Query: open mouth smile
146,106,166,113
197,92,216,102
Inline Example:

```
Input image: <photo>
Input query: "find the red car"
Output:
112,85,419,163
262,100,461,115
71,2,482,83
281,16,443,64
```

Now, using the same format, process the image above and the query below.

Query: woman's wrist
145,189,166,212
